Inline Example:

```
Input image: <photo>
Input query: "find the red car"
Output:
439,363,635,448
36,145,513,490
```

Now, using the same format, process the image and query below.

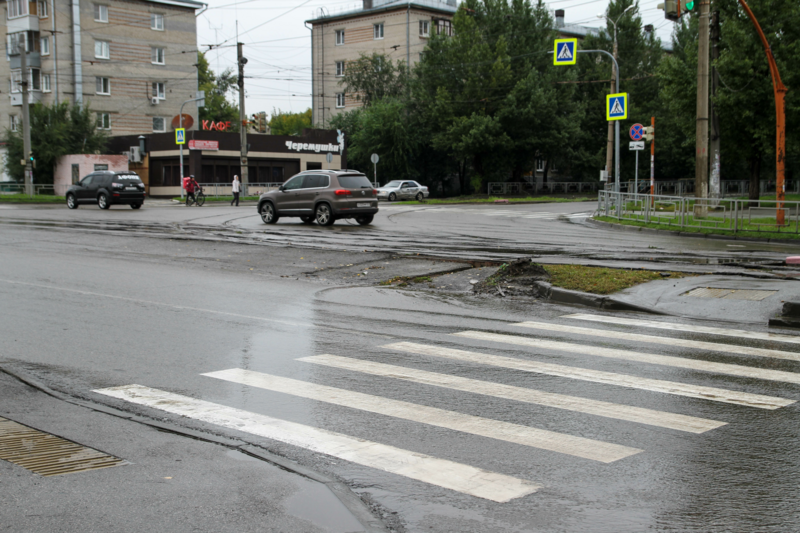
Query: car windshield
337,175,373,189
384,181,402,188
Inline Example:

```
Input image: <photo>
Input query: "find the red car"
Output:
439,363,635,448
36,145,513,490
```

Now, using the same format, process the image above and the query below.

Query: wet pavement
1,202,800,531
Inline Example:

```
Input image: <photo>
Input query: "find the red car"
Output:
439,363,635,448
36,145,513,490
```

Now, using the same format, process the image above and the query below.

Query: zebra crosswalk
94,313,799,503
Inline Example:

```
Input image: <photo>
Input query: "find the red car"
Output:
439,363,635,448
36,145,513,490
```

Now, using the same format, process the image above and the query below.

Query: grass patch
396,195,596,205
544,264,689,295
0,194,64,203
595,215,800,240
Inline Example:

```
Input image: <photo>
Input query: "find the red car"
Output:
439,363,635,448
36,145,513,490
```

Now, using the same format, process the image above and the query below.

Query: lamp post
598,4,634,194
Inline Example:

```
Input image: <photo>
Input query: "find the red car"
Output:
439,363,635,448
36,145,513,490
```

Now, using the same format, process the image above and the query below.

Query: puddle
285,476,365,532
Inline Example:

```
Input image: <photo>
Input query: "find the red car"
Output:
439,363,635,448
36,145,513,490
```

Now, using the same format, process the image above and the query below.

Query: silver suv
257,170,379,226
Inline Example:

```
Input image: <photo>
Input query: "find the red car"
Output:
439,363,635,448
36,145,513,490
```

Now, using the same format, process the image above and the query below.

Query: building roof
145,0,207,10
307,0,457,24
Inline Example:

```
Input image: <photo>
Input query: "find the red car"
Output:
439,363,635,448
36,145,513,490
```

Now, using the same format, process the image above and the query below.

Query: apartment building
2,0,204,139
306,0,457,127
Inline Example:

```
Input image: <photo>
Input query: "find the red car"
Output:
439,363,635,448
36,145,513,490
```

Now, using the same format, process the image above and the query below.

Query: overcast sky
195,0,677,120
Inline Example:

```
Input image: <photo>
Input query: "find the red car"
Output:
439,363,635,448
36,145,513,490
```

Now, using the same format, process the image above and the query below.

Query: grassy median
0,194,64,203
595,214,800,240
544,264,689,295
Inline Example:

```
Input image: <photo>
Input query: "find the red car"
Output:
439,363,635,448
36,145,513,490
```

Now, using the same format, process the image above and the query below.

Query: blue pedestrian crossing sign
606,93,628,121
553,39,577,65
175,128,186,145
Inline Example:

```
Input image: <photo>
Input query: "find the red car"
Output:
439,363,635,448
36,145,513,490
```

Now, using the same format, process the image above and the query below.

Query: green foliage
340,53,408,107
268,108,312,136
3,101,108,184
197,52,239,129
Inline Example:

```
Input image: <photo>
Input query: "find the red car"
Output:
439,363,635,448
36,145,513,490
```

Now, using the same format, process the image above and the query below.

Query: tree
3,102,108,184
340,53,408,107
197,52,239,129
268,108,312,136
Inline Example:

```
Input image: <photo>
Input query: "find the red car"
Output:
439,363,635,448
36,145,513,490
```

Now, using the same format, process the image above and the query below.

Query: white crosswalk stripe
452,330,800,385
564,313,800,346
299,354,726,434
202,368,641,463
385,342,794,409
512,321,800,362
94,384,540,502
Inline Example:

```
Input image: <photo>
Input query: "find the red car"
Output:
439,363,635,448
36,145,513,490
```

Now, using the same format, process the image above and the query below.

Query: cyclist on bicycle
183,175,199,206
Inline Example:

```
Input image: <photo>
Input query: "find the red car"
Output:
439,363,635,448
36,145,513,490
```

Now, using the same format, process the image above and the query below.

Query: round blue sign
630,123,644,141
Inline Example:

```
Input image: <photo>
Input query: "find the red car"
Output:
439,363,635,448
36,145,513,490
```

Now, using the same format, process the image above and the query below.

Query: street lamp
597,4,634,194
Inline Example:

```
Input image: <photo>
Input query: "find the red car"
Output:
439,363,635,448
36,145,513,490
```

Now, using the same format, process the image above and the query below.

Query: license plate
125,187,138,191
357,202,371,208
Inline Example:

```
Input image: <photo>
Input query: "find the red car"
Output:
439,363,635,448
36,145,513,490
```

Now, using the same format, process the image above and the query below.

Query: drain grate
0,417,126,476
684,287,777,301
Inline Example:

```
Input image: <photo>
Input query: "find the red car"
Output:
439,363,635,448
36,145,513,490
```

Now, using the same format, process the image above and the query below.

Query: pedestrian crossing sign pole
175,128,186,145
553,39,577,65
606,93,628,121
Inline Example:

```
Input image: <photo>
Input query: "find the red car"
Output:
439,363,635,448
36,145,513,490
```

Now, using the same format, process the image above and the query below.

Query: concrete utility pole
237,42,249,193
19,44,33,197
694,0,710,215
601,5,633,187
709,9,721,202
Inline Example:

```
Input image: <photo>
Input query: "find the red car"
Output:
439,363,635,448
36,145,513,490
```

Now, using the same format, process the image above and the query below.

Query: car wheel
300,216,315,225
315,203,335,226
131,203,142,209
260,202,279,224
98,193,110,209
415,192,424,201
66,194,78,209
355,215,373,225
388,192,396,202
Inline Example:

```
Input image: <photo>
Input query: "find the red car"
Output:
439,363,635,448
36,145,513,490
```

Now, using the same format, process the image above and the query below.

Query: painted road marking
94,384,539,502
452,331,800,385
299,355,725,434
384,342,794,410
203,368,640,463
512,321,800,363
564,314,800,346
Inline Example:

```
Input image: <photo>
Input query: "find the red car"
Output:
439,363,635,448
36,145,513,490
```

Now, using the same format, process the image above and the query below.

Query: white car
376,180,429,201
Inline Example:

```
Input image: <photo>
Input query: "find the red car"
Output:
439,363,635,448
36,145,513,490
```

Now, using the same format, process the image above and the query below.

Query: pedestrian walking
231,175,240,206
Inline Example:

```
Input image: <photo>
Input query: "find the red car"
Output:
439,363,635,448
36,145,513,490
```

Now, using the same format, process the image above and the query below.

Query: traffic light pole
178,96,205,199
19,45,33,197
694,0,710,217
237,42,248,195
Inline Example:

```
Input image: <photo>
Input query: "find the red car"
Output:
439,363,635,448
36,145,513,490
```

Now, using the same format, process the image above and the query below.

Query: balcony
10,91,43,106
10,52,40,69
7,14,39,33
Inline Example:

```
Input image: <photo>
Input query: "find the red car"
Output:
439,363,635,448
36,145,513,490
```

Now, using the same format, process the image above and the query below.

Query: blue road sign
175,128,186,145
606,93,628,121
630,123,644,141
553,39,577,66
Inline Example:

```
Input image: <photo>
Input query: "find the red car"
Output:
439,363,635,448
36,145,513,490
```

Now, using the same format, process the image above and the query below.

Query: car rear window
337,174,372,189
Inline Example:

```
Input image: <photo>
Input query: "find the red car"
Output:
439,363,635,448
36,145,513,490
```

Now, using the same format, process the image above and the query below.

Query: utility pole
19,42,33,197
237,42,249,194
604,37,617,186
709,9,721,202
694,0,710,215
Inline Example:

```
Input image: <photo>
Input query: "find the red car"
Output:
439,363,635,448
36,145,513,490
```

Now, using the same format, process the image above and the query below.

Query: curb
535,281,669,315
0,364,388,533
588,217,799,244
383,198,597,207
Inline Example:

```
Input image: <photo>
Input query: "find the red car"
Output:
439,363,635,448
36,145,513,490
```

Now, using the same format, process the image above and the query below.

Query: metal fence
621,179,800,198
488,181,602,195
0,183,57,196
196,182,283,198
597,190,800,235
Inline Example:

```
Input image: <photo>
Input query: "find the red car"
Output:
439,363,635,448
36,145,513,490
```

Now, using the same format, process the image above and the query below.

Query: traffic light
29,152,35,169
643,126,654,142
684,0,694,10
257,111,267,133
657,0,680,21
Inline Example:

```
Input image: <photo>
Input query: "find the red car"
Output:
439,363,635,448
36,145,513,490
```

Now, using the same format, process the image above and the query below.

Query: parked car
257,170,379,226
376,180,429,201
66,171,145,209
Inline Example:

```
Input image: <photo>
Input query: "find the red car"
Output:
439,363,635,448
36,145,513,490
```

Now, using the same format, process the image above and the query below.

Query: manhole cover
0,417,126,476
684,288,777,301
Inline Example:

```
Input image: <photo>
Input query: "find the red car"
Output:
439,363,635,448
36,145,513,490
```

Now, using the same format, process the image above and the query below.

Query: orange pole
737,0,787,225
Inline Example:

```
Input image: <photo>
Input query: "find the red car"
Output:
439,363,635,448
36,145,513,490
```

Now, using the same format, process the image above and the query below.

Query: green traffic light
684,0,694,9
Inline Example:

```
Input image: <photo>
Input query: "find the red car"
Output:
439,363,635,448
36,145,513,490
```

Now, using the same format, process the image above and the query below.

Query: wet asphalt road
1,202,800,531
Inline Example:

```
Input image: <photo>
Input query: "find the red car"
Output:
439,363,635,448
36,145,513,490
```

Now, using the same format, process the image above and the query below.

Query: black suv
257,170,378,226
66,171,146,209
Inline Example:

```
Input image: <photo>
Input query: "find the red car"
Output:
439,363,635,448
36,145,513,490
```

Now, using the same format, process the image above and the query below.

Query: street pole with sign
326,152,333,170
178,92,205,199
370,153,379,187
629,123,645,200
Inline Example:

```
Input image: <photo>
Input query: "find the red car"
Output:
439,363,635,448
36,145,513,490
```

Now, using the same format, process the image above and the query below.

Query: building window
151,47,165,65
151,13,164,30
40,36,49,56
419,20,429,37
37,0,48,18
335,30,344,45
335,61,345,77
336,93,345,108
42,73,51,92
10,115,19,132
96,76,110,95
93,4,108,22
8,0,28,19
10,71,22,93
436,19,453,36
152,116,166,132
373,23,384,40
94,40,110,59
96,112,110,129
30,68,40,91
535,159,545,172
152,82,165,100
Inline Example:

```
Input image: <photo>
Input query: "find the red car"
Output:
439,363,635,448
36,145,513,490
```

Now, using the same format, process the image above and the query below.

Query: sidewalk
0,368,385,533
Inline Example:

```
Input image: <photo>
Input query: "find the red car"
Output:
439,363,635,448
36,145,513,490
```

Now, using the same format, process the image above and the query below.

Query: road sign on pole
606,93,628,121
553,39,577,65
175,128,186,145
629,123,644,141
370,153,379,187
629,141,645,150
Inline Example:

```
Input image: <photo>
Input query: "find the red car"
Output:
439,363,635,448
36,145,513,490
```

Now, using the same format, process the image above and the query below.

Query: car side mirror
278,185,285,192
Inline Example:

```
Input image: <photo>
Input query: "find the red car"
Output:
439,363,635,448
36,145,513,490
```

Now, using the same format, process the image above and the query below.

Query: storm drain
0,417,126,476
684,287,777,301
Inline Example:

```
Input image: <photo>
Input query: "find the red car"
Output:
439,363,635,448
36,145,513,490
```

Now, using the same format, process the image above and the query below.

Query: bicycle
185,187,206,207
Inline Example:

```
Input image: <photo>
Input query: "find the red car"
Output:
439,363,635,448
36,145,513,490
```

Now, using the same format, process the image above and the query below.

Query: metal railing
0,183,58,196
488,181,602,195
597,190,800,235
621,179,800,198
196,182,283,198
